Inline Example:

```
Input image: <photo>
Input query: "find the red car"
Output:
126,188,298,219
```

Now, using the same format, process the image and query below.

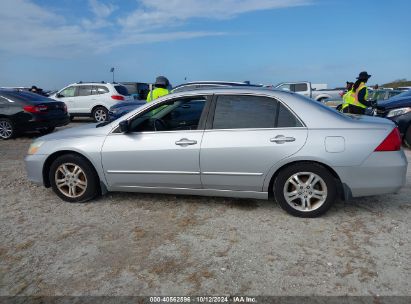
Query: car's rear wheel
273,163,337,217
92,106,108,122
49,154,99,203
403,125,411,148
0,118,15,140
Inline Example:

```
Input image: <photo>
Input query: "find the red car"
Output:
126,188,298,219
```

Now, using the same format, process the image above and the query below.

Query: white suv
50,82,132,122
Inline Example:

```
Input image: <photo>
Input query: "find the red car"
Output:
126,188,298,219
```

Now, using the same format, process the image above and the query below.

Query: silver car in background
25,88,408,217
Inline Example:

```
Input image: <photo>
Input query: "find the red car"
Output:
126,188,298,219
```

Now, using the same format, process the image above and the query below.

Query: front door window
128,97,206,132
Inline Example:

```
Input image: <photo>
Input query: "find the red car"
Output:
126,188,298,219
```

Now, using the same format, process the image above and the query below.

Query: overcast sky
0,0,410,89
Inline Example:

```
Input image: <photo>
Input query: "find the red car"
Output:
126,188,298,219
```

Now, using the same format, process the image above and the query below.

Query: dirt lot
1,120,410,296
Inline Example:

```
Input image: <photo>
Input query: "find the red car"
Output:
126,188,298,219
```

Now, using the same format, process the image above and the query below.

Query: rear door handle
270,135,296,144
175,138,197,146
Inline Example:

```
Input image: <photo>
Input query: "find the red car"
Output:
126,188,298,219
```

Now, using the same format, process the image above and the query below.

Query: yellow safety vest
341,90,353,110
146,88,169,102
343,82,368,109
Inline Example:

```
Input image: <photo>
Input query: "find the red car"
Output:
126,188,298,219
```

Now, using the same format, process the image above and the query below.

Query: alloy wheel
54,163,88,198
94,109,107,122
0,120,13,139
283,172,328,212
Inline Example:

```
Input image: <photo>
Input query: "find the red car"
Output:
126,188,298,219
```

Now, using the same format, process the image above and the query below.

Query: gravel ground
0,120,410,296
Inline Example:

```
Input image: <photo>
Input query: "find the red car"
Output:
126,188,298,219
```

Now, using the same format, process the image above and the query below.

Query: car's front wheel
0,118,15,140
273,163,337,217
49,154,99,203
92,106,108,122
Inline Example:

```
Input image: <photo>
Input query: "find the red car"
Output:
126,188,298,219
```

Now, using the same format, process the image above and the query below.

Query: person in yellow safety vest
340,81,354,112
146,76,170,102
342,71,372,115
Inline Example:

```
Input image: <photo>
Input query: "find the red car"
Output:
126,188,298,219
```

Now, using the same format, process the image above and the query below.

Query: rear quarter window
114,85,129,96
277,104,303,127
92,86,109,95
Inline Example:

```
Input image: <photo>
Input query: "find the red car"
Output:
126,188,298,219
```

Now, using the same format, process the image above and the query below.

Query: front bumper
25,154,48,186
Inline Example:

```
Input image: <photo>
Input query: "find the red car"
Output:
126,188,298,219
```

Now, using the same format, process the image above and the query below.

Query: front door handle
270,135,296,144
175,138,197,146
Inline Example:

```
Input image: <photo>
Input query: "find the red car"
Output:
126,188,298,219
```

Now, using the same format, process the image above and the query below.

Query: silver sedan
25,88,408,217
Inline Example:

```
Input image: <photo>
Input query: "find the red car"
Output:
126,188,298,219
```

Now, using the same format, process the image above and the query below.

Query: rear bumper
25,154,48,186
18,116,70,131
335,151,408,198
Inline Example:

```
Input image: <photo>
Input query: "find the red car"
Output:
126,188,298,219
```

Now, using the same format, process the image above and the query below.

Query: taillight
23,105,48,114
111,95,124,101
374,128,402,152
63,104,67,113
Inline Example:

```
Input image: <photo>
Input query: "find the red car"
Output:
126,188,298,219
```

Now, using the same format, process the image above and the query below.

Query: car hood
39,123,110,141
378,96,411,110
110,101,145,110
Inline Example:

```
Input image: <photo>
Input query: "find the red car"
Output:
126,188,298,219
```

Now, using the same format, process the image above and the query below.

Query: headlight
27,141,44,155
387,107,411,118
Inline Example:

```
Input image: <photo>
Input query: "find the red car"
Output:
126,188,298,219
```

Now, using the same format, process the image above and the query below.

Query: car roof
167,86,288,98
173,81,263,88
67,82,126,86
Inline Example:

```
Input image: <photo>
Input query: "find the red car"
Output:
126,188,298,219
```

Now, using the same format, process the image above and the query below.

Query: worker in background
340,81,354,112
342,71,372,115
146,76,170,102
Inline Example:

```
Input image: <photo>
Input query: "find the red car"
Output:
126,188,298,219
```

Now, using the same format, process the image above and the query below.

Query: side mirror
119,120,129,133
56,93,64,98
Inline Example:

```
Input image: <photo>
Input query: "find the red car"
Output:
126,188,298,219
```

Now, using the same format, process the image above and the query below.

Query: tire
0,118,15,140
92,106,108,123
39,127,55,135
336,104,342,112
70,115,75,122
403,125,411,148
49,154,99,203
273,163,338,218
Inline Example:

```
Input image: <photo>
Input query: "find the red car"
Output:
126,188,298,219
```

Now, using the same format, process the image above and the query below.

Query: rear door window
212,95,277,129
78,85,93,96
114,85,129,96
211,95,303,129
